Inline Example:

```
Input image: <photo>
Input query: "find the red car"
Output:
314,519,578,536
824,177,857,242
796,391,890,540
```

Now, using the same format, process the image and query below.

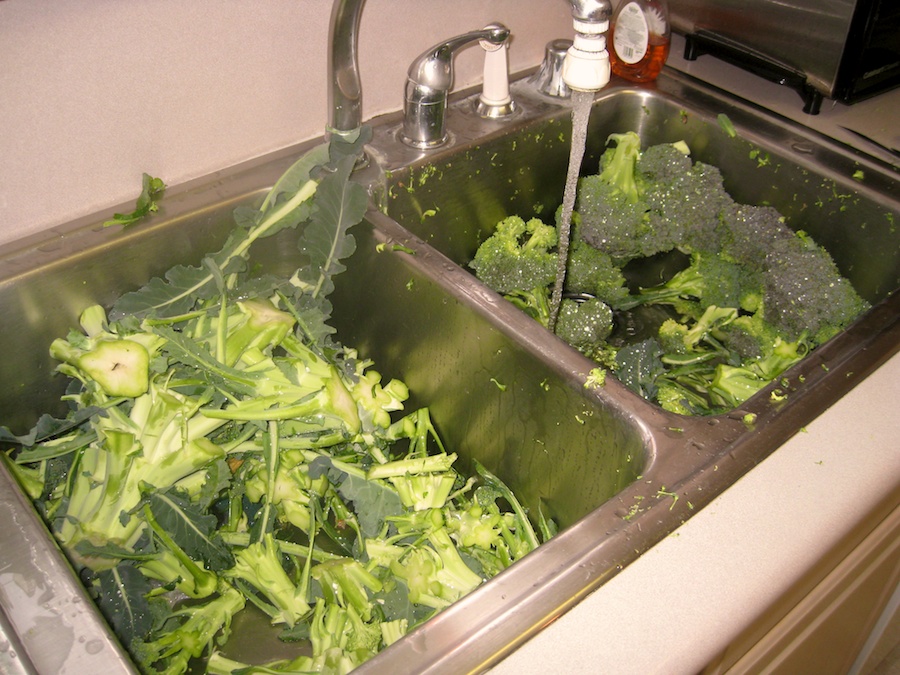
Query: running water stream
548,89,594,331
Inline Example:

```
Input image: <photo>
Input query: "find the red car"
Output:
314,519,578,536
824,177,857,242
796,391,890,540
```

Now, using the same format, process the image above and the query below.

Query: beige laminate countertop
489,34,900,675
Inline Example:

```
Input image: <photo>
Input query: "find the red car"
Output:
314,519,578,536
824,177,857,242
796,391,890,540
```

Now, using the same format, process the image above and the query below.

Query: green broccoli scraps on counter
103,173,167,227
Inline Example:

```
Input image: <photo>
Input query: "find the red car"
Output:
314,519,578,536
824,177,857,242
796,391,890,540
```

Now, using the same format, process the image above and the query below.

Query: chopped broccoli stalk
708,364,770,408
658,305,739,354
226,533,310,627
598,132,643,204
311,558,383,621
503,286,553,327
133,582,245,674
390,472,457,511
381,618,409,647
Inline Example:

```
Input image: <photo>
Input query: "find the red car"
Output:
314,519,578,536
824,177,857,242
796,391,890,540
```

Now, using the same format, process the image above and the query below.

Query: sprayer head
562,0,612,92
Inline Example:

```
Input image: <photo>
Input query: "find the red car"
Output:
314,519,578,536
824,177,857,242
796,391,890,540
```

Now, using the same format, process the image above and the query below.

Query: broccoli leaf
336,471,405,540
151,324,261,394
93,564,157,647
0,406,100,448
310,456,404,539
261,143,331,215
614,339,665,399
103,173,166,228
295,153,368,303
112,262,222,319
143,489,233,571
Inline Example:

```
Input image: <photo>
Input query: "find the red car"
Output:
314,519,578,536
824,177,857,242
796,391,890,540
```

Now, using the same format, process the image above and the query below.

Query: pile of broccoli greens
1,130,549,674
471,131,870,415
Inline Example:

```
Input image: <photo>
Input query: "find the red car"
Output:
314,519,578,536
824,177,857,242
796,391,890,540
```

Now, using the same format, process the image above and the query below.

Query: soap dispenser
608,0,670,82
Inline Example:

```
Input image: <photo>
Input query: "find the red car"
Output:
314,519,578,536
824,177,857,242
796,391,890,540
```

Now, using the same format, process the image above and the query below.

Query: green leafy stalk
103,173,166,228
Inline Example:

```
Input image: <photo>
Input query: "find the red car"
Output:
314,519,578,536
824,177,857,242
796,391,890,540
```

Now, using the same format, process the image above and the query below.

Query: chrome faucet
328,0,510,148
569,0,612,24
401,25,510,148
328,0,366,137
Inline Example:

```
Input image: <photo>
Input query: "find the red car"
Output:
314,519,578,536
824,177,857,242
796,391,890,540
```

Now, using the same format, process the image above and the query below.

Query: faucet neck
328,0,367,135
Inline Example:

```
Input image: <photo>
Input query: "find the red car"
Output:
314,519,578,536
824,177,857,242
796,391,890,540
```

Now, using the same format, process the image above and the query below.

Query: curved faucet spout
329,0,367,136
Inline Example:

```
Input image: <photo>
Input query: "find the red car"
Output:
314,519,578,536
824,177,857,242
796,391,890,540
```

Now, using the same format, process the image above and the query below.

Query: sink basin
0,67,897,674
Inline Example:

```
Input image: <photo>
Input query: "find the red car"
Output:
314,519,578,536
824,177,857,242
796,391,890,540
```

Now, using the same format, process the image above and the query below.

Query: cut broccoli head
575,174,650,261
719,203,795,271
636,141,693,185
642,161,733,256
470,215,558,294
575,132,652,261
554,298,614,351
564,236,629,306
762,236,870,345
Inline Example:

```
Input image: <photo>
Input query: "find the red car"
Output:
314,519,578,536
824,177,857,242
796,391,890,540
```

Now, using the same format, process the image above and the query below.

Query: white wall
0,0,572,247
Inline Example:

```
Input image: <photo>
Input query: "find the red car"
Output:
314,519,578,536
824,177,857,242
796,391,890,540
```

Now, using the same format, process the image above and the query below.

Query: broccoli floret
598,132,643,204
564,236,629,306
642,161,734,256
470,215,558,294
656,379,710,416
636,141,693,184
576,133,651,261
554,298,614,351
657,305,739,354
719,203,795,270
762,235,870,344
717,310,781,360
577,136,735,261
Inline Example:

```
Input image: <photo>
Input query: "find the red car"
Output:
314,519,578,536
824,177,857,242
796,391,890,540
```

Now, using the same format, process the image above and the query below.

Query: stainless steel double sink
0,67,897,674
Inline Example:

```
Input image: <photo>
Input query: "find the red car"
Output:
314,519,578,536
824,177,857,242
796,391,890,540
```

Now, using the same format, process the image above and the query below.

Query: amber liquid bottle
609,0,671,83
